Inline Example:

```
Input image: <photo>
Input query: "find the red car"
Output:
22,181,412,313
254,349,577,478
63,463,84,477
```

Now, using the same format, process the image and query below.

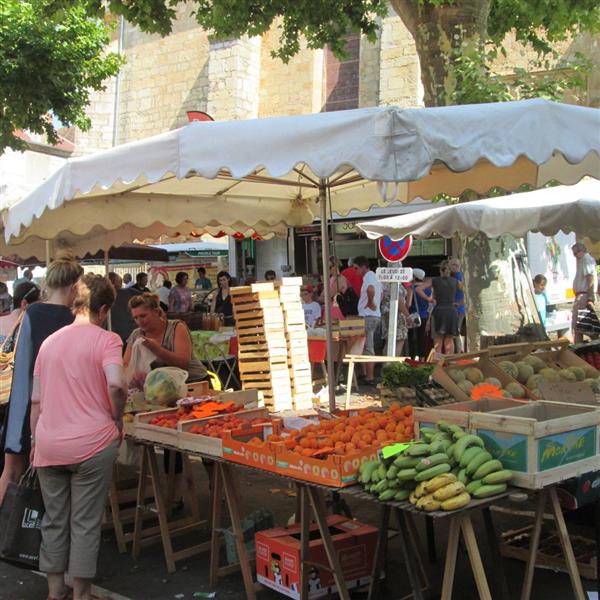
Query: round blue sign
378,235,412,263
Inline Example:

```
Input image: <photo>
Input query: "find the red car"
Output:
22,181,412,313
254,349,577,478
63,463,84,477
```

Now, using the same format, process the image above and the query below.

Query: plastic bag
144,367,189,406
126,338,156,389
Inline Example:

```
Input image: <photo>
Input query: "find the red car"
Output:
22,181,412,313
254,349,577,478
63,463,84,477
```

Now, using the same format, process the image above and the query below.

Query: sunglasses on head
23,286,39,301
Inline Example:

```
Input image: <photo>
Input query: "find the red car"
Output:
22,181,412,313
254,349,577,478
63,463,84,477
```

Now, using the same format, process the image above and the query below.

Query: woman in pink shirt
30,275,127,600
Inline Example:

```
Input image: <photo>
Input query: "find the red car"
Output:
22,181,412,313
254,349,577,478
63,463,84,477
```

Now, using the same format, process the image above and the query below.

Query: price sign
376,267,413,283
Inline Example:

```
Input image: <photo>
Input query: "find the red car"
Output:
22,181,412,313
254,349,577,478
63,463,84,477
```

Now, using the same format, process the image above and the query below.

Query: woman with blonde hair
31,274,126,600
0,252,83,504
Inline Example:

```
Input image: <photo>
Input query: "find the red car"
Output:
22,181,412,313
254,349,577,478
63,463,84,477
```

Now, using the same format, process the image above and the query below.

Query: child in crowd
301,287,322,327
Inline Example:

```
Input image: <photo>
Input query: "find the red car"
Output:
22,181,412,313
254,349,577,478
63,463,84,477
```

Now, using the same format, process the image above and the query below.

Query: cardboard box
470,401,600,489
272,445,378,487
413,398,527,438
222,422,281,471
255,515,378,599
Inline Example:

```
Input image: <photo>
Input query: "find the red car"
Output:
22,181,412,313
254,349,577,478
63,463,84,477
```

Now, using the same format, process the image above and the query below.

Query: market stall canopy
3,99,599,258
357,179,600,241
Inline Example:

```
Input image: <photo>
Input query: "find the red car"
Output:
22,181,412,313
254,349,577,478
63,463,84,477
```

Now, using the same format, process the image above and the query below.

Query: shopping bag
125,337,156,389
576,307,600,337
0,467,44,569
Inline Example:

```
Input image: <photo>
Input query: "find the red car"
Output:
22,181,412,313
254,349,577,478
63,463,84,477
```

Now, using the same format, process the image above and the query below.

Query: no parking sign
378,235,412,263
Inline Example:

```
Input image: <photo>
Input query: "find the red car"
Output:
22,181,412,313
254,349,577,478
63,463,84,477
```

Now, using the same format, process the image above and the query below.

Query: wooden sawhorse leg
107,465,127,553
520,486,585,600
298,485,352,600
208,462,257,600
131,445,209,574
441,512,492,600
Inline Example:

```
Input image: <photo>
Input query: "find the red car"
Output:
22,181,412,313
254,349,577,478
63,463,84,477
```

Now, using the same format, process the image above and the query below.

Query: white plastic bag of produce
126,337,157,389
144,367,189,406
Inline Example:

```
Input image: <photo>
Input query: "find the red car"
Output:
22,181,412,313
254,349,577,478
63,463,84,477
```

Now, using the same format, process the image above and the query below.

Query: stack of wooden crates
231,279,313,411
277,278,313,410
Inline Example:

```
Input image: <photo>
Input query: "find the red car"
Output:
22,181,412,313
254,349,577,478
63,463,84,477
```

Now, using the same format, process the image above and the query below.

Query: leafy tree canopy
0,0,122,153
94,0,600,62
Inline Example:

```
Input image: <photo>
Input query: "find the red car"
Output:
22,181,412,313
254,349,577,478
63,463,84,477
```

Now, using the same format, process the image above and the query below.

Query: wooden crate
335,317,365,338
222,423,281,470
178,407,270,456
379,386,417,409
470,401,600,489
413,398,528,439
433,350,530,402
133,408,179,445
499,525,597,580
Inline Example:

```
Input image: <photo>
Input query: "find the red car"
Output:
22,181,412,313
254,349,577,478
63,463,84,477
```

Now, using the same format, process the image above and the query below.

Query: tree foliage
0,0,123,153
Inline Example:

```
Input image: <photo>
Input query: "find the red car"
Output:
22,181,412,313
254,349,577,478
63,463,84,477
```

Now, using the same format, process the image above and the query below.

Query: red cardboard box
255,515,378,598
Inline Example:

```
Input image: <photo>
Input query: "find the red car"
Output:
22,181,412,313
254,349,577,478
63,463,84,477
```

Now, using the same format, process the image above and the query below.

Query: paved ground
1,387,598,599
1,460,598,600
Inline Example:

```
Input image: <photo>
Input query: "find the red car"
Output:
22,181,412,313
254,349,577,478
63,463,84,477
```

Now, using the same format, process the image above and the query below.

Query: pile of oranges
266,404,414,458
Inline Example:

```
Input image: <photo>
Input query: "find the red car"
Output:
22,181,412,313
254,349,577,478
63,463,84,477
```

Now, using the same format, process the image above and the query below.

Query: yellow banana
441,492,471,511
414,482,427,499
423,473,457,494
433,482,466,501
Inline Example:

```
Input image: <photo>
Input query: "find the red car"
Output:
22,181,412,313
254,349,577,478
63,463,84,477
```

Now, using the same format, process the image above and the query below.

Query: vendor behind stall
124,293,206,381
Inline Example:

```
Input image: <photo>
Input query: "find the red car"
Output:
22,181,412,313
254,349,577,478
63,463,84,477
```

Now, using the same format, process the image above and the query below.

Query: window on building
323,33,360,111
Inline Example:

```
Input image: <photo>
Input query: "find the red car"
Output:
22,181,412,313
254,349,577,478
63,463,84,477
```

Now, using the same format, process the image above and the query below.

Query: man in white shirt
354,256,382,383
572,242,599,342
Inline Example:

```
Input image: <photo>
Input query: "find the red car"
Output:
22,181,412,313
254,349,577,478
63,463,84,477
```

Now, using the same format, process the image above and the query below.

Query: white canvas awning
357,179,600,241
3,98,599,258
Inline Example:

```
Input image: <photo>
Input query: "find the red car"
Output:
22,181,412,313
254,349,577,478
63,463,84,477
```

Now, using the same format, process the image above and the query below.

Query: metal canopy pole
104,247,113,331
319,183,336,412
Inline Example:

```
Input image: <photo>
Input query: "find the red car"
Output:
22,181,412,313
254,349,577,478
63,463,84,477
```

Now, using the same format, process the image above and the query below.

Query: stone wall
72,6,600,153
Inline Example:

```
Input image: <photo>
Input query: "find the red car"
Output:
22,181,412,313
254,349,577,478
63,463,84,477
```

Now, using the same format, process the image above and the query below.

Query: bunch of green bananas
358,421,512,511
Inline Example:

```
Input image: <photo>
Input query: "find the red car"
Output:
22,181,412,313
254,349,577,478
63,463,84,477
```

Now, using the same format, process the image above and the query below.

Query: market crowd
0,254,206,600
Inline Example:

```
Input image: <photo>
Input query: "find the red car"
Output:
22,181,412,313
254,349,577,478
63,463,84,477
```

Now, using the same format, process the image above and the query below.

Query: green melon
584,378,600,393
559,369,577,382
567,366,585,382
526,374,544,390
505,382,527,399
465,367,484,385
457,380,474,394
484,377,502,387
540,368,560,382
498,361,519,379
515,361,534,384
583,365,599,379
448,368,466,384
524,355,546,374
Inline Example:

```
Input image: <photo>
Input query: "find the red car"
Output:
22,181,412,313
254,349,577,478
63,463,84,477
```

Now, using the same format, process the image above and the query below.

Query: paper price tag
380,442,411,460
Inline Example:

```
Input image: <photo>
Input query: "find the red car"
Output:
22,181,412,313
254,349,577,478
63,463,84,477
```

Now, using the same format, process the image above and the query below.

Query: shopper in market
157,278,172,312
301,287,322,327
0,282,12,316
169,271,193,313
29,274,125,600
0,281,41,347
108,272,141,347
211,270,234,326
449,257,466,352
572,242,599,342
0,252,83,505
341,257,363,297
420,260,463,360
354,255,382,385
132,271,150,293
409,268,431,359
264,269,276,281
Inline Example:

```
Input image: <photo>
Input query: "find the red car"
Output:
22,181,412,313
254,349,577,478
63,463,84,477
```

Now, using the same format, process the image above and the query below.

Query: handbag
0,467,44,569
407,289,422,329
0,312,25,406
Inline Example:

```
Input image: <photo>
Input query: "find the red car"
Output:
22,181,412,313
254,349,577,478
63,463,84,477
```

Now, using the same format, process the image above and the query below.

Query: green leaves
0,0,123,153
